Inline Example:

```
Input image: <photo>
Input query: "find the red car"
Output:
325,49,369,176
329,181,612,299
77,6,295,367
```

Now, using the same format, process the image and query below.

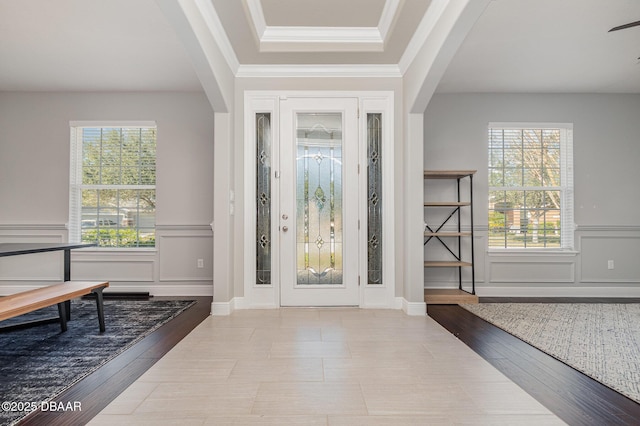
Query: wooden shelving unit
424,170,477,304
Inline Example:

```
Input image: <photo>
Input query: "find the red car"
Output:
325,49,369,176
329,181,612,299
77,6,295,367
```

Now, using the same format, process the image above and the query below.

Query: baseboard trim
211,301,233,316
477,286,640,298
401,298,426,316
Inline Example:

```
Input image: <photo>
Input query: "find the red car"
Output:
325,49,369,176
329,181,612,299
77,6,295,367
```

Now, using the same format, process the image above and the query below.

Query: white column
212,112,235,314
403,113,426,315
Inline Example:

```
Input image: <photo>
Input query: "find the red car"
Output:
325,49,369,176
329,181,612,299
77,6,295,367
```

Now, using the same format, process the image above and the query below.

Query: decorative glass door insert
367,113,383,285
296,113,343,285
256,113,271,285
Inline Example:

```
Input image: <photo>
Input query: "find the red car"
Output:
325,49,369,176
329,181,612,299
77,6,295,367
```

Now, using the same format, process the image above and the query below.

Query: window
69,122,156,248
488,123,573,249
255,113,271,285
367,113,383,284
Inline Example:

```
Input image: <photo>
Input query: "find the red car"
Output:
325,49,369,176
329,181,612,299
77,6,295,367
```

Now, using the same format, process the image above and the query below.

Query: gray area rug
460,303,640,403
0,299,195,426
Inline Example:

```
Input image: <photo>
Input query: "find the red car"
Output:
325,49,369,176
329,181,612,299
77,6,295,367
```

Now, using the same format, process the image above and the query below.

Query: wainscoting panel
157,226,213,282
580,233,640,283
72,256,156,282
0,224,214,296
489,259,575,283
0,252,64,281
0,226,66,282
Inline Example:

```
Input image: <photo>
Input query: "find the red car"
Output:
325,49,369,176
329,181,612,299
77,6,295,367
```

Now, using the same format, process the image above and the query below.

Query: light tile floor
89,309,565,425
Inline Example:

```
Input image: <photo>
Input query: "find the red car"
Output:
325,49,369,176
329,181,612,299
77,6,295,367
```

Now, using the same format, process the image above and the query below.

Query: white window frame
488,122,574,251
69,121,157,249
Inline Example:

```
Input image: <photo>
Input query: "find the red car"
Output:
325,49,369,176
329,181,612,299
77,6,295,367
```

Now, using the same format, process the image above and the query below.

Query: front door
279,97,359,306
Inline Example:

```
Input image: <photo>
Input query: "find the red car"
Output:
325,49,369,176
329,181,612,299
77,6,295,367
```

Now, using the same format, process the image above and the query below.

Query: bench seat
0,281,109,332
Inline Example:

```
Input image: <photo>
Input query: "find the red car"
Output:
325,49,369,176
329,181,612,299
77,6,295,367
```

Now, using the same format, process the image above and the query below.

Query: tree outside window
488,124,573,249
70,124,156,248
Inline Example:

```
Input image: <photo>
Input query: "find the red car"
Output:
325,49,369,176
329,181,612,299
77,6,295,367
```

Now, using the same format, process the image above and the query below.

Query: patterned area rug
0,299,195,426
460,303,640,403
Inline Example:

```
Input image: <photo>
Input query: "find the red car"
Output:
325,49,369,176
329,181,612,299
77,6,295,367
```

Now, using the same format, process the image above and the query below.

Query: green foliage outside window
78,127,156,248
81,229,155,248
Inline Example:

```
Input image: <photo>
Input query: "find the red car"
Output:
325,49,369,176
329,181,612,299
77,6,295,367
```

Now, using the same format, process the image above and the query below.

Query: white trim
212,301,234,315
477,286,640,298
487,249,579,257
68,120,156,128
261,27,384,52
80,185,155,191
244,0,267,39
488,122,574,130
378,0,401,40
245,0,400,53
401,298,427,316
398,0,448,74
155,224,213,232
576,225,640,232
212,297,249,315
236,64,402,78
0,224,67,231
193,0,240,73
211,296,279,315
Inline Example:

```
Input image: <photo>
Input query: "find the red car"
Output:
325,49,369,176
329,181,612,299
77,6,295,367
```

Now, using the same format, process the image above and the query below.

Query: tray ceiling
212,0,430,62
0,0,639,93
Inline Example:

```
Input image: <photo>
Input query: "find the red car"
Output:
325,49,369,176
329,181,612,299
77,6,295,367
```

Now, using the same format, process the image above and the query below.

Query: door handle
282,226,289,232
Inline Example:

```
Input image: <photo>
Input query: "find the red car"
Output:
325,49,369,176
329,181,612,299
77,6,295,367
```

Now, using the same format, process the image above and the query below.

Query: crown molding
236,64,402,78
245,0,401,53
398,0,448,74
244,0,267,38
194,0,240,73
378,0,401,40
261,27,384,52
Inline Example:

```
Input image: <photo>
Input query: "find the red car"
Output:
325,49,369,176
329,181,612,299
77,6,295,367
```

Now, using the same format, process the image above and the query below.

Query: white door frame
243,91,395,310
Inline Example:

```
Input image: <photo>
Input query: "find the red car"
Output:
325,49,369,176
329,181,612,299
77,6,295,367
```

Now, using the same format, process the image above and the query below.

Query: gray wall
424,93,640,296
0,92,215,295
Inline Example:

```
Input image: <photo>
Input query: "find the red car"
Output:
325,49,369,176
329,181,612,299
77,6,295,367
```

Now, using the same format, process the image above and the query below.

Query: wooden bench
0,281,109,332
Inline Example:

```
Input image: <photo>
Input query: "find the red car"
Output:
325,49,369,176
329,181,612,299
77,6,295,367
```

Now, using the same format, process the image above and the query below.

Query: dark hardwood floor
18,296,212,426
428,298,640,426
14,296,640,425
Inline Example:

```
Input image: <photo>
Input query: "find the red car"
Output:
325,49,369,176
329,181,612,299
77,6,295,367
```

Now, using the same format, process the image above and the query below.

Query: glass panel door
279,98,359,306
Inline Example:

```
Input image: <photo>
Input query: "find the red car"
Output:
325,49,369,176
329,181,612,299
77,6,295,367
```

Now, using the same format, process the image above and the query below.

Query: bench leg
93,287,106,332
57,302,68,332
64,300,71,321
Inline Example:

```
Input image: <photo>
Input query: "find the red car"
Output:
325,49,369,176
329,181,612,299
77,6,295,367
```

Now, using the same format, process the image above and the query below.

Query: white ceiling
0,0,202,91
438,0,640,93
0,0,638,93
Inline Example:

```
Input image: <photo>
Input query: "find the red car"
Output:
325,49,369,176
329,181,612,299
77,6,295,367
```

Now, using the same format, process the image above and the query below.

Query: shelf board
424,170,476,179
424,201,471,207
424,232,471,237
424,289,478,304
424,261,473,268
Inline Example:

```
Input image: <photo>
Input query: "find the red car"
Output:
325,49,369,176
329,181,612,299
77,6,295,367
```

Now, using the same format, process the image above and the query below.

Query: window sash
69,123,156,248
488,123,573,250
